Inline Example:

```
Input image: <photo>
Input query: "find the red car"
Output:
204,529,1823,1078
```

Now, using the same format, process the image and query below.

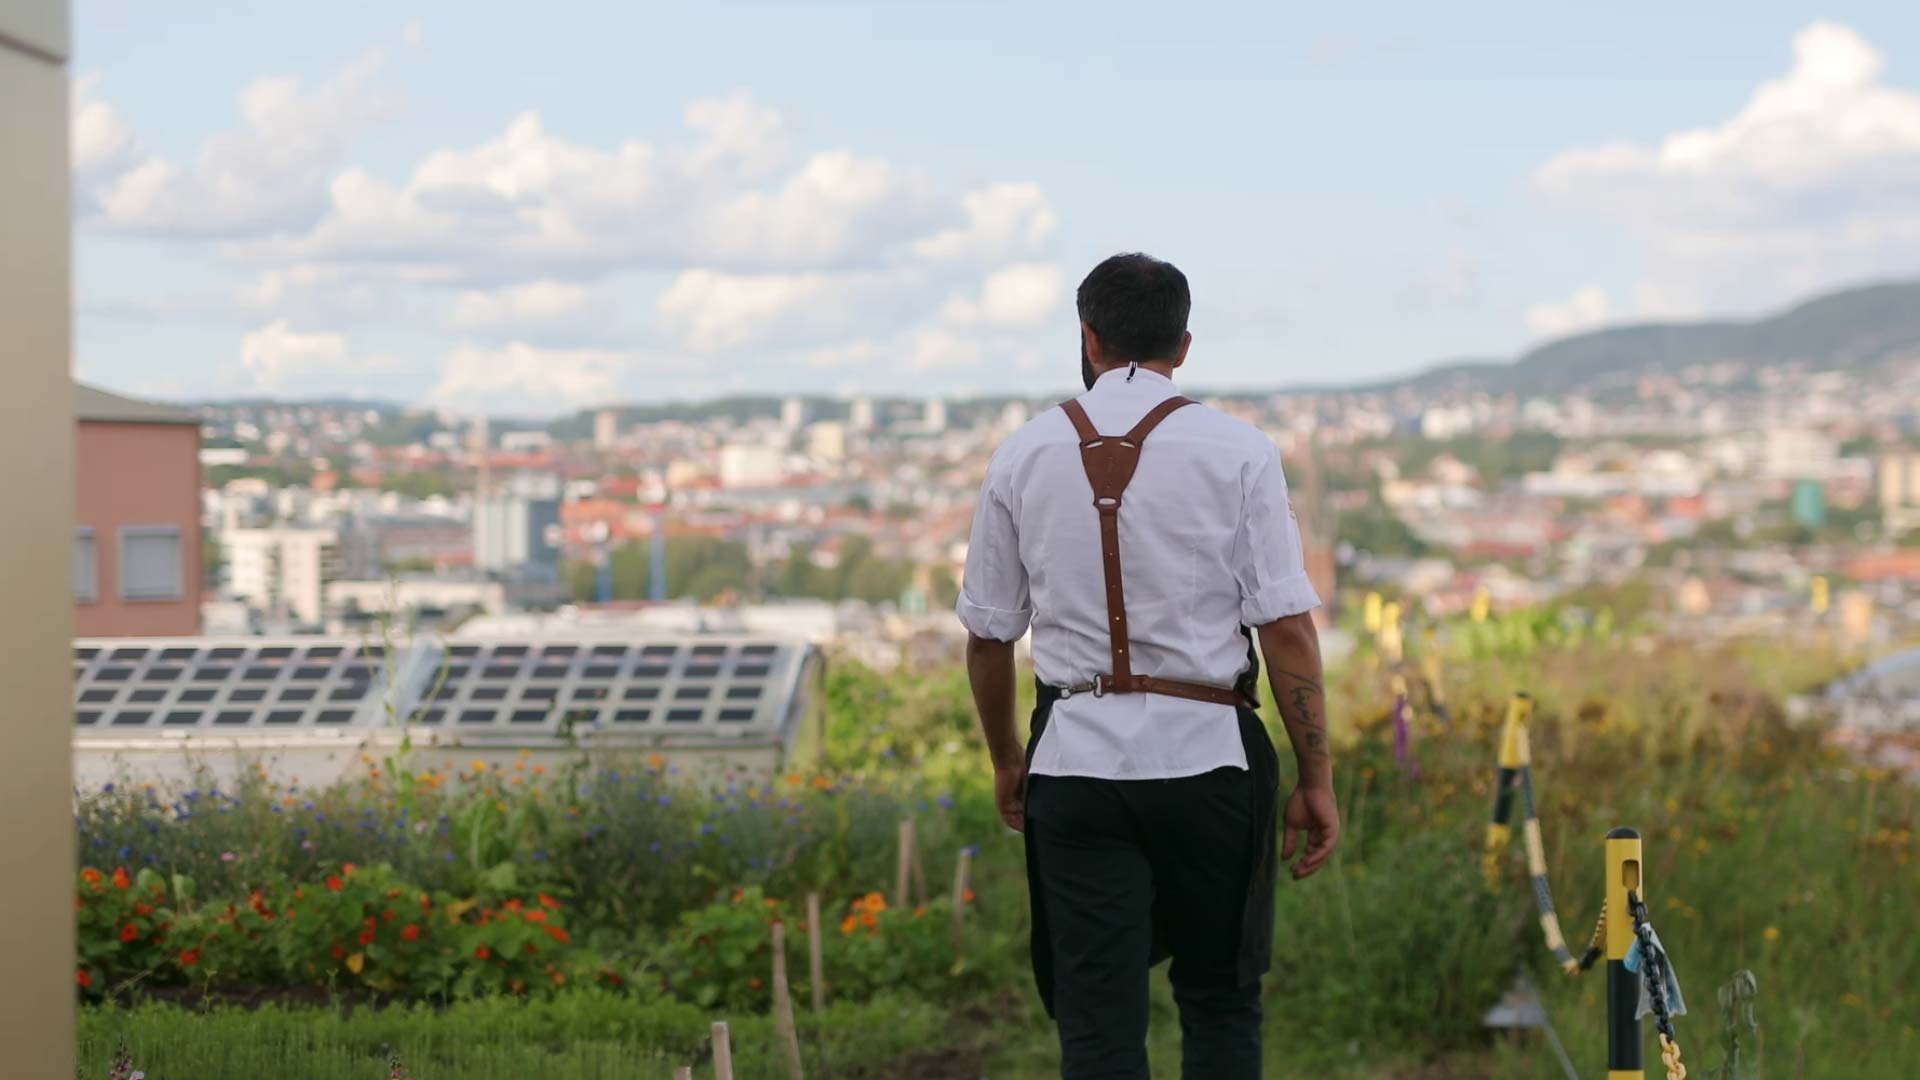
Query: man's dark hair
1076,253,1190,365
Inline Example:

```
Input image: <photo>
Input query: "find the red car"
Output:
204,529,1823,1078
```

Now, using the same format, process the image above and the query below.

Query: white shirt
956,366,1321,780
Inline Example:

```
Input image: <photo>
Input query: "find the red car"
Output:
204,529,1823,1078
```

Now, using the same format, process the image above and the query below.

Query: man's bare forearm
965,635,1023,769
1257,613,1333,789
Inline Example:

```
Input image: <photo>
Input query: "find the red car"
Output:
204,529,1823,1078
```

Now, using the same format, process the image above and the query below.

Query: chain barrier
1482,693,1600,975
1628,889,1687,1080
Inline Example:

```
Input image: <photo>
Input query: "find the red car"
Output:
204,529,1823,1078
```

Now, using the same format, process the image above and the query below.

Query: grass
74,629,1920,1079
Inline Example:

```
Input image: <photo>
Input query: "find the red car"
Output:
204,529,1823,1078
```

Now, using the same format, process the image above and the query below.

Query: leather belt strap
1057,395,1256,710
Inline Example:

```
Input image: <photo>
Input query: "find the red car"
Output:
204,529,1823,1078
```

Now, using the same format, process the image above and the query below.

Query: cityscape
75,278,1920,661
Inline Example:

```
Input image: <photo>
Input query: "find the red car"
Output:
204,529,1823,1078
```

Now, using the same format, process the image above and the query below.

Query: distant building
74,382,203,637
1762,428,1838,480
593,409,621,450
719,443,785,488
850,397,877,432
474,473,561,574
924,398,948,433
1878,450,1920,534
781,396,807,431
806,421,848,463
224,526,340,626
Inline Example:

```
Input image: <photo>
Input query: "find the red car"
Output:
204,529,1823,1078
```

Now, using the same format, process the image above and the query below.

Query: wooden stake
950,847,973,951
895,818,914,910
805,892,825,1012
674,1069,693,1080
711,1021,733,1080
772,921,805,1080
911,827,929,906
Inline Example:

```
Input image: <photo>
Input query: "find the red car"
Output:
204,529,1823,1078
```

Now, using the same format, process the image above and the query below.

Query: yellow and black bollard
1606,825,1644,1079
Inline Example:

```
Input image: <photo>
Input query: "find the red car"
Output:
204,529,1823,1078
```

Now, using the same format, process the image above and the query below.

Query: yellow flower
345,952,365,974
1763,926,1780,942
646,754,666,769
471,760,488,774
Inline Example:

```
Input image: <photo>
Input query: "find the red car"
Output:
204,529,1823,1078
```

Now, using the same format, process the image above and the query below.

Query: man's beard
1080,335,1095,391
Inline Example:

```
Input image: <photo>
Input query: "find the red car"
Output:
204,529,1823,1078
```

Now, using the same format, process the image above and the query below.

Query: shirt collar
1091,364,1177,393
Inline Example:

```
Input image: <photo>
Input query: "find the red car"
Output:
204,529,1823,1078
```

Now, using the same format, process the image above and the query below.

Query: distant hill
1379,281,1920,398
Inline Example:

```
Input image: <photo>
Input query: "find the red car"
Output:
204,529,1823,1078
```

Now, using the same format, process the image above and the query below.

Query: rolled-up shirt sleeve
955,462,1033,642
1234,442,1322,625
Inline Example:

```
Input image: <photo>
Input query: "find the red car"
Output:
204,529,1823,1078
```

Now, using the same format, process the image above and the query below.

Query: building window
75,528,98,603
120,525,184,601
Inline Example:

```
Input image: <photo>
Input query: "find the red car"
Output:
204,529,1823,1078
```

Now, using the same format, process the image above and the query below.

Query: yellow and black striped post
1606,825,1644,1078
1482,693,1529,885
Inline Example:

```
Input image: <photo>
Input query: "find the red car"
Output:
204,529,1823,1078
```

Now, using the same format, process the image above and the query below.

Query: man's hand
1280,783,1339,879
995,763,1029,832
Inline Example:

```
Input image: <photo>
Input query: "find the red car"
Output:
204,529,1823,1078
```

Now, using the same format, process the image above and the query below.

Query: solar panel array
72,636,810,743
71,641,399,731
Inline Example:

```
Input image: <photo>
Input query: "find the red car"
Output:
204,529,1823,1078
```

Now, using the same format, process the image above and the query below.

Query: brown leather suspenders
1057,396,1258,710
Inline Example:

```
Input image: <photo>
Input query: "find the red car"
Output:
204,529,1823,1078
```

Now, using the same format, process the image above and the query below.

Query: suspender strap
1057,396,1257,710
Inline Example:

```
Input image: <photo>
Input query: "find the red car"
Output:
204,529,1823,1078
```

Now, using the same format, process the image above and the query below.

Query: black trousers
1027,767,1264,1080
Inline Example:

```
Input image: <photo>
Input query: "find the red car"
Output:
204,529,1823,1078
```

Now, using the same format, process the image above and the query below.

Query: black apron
1021,630,1282,1017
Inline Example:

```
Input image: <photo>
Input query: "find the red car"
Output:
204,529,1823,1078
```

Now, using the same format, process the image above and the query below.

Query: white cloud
240,320,393,390
75,42,1068,405
430,342,631,414
939,263,1066,328
1523,285,1613,339
1537,21,1920,311
88,47,402,238
70,76,138,187
450,280,616,341
911,183,1058,265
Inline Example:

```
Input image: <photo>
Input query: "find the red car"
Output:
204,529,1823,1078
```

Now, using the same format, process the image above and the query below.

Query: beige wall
0,0,76,1073
75,420,204,636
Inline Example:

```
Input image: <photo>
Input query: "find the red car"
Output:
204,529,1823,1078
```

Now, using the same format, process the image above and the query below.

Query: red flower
178,948,201,966
544,924,571,944
330,943,345,959
112,867,131,890
134,903,154,917
523,943,538,955
81,868,103,887
538,892,560,910
342,862,358,875
521,909,548,924
401,924,420,942
325,875,344,892
474,945,491,960
358,928,376,946
119,923,140,943
76,969,91,989
504,898,523,913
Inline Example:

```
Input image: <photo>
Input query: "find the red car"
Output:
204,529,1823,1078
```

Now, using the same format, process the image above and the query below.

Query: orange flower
248,889,268,914
119,923,140,943
913,906,927,918
786,774,802,786
860,912,877,930
504,898,524,913
76,969,91,989
523,910,548,924
812,776,833,789
749,977,764,989
646,754,665,769
325,876,344,892
861,891,887,913
550,971,566,987
178,948,201,966
81,868,103,886
538,893,560,910
963,889,976,903
112,867,131,890
474,945,491,961
342,862,358,875
839,914,858,934
545,924,571,944
402,923,421,942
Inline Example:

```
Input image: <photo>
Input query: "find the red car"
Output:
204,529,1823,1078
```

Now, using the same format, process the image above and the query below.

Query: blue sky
70,1,1920,414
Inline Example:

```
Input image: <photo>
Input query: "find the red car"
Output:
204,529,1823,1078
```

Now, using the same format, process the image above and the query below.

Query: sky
68,1,1920,416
